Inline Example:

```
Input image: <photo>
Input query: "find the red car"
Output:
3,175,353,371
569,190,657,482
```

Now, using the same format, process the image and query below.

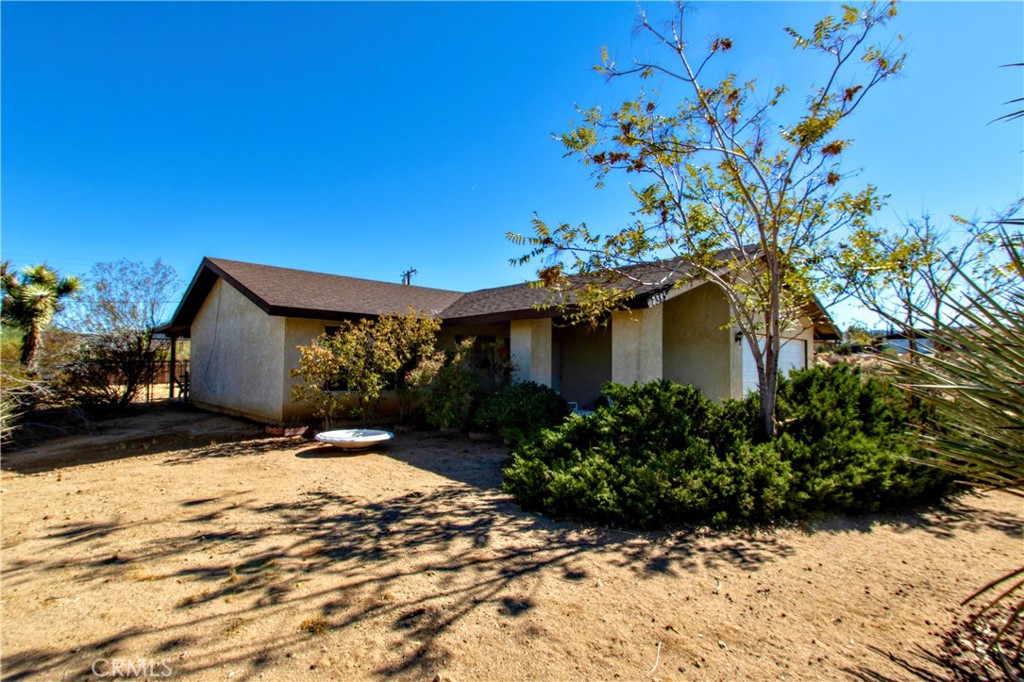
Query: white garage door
742,337,807,395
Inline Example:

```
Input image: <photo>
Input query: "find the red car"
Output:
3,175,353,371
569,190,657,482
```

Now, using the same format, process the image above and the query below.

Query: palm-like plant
888,228,1023,669
0,261,82,368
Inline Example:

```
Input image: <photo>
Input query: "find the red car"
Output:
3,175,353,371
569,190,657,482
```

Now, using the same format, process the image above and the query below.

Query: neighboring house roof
159,255,840,339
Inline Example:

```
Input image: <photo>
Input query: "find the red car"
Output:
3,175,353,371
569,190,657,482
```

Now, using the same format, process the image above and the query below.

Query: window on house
450,335,511,387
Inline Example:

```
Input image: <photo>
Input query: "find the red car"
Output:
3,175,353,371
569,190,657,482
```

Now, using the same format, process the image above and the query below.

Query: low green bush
772,364,952,515
472,381,570,446
422,340,482,430
503,366,956,529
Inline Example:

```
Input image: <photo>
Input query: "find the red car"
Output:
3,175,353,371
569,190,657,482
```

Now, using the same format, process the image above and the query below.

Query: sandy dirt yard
2,404,1021,682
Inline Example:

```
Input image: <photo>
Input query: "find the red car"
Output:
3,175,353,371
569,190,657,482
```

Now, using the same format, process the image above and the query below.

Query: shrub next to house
503,366,956,529
472,381,570,446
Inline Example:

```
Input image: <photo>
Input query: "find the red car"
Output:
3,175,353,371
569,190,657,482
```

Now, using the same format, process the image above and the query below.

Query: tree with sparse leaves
62,259,179,337
828,205,1021,354
509,1,903,437
57,259,179,408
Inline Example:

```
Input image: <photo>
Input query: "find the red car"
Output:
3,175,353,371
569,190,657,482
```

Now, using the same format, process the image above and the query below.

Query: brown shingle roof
437,256,699,323
160,251,838,339
208,258,464,317
438,283,554,322
162,254,732,331
162,257,465,332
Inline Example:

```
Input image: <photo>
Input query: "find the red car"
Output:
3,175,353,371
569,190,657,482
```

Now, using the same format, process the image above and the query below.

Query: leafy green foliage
291,337,349,428
504,367,955,529
773,365,952,515
421,338,482,430
471,381,570,446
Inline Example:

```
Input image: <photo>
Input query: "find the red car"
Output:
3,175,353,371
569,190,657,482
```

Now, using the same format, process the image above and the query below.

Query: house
159,257,839,424
877,329,936,354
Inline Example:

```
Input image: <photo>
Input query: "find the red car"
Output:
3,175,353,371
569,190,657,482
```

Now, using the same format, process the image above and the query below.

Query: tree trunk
760,362,778,439
759,256,782,440
758,338,779,439
19,326,39,369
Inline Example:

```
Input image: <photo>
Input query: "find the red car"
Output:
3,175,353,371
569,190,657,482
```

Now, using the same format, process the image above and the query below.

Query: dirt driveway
2,405,1021,681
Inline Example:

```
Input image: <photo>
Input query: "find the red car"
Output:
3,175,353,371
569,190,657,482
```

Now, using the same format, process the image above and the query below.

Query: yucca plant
887,226,1023,673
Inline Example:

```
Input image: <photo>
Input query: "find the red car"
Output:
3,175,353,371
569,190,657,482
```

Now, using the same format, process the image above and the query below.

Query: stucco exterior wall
190,279,286,423
510,319,553,386
188,277,820,423
612,307,664,385
553,323,611,407
661,283,734,401
281,317,330,422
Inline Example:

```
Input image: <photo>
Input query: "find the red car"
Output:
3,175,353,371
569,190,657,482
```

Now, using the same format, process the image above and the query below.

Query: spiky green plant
1,261,82,369
894,231,1022,494
887,227,1023,665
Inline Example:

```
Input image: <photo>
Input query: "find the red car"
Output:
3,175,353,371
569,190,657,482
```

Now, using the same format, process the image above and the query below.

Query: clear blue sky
3,2,1022,326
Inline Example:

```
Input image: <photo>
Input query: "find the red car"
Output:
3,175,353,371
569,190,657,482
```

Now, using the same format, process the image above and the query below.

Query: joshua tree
0,261,82,369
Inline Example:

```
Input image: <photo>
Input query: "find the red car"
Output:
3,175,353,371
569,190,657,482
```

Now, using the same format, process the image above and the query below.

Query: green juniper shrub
471,381,570,446
423,339,482,430
503,367,957,529
710,393,761,448
505,381,792,528
773,364,954,515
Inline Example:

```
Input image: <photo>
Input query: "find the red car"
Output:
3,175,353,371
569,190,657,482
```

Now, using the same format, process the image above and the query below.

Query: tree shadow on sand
3,431,1021,682
806,490,1023,543
1,458,796,681
845,604,1024,682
